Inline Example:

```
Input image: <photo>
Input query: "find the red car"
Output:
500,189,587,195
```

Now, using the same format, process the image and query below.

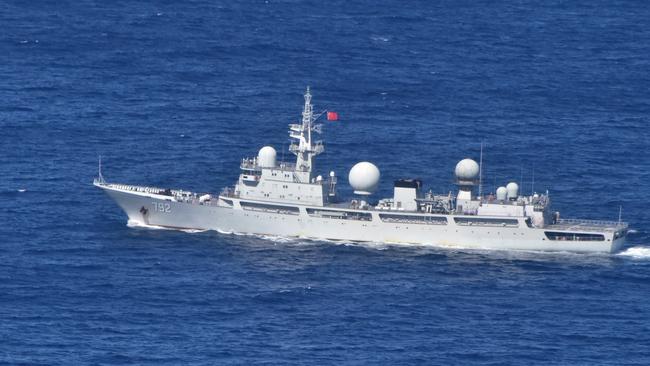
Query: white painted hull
98,183,626,254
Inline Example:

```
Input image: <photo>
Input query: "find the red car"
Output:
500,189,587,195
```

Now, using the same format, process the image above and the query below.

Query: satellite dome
348,162,380,195
257,146,277,168
455,158,480,181
496,186,507,201
506,182,519,200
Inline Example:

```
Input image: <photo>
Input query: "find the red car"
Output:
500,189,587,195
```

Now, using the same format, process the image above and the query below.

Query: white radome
496,186,507,201
506,182,519,199
455,158,479,181
348,162,380,195
257,146,277,168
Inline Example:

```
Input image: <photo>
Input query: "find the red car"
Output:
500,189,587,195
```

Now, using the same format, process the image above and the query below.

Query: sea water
1,1,650,364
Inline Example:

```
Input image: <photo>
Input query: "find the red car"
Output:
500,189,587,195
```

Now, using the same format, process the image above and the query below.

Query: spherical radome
496,186,508,201
455,158,480,181
257,146,277,168
506,182,519,199
348,162,380,195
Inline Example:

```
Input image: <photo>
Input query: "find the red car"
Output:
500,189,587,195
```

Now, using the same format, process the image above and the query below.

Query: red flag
327,111,338,121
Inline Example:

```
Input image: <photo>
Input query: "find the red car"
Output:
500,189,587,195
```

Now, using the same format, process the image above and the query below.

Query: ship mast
289,87,324,181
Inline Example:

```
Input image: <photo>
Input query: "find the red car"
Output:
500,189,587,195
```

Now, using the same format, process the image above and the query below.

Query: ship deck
546,219,627,233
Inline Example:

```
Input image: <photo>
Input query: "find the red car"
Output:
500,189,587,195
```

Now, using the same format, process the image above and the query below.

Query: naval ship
95,88,629,253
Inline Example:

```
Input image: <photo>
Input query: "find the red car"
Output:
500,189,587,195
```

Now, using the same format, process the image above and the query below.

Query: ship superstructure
233,87,332,207
94,88,629,253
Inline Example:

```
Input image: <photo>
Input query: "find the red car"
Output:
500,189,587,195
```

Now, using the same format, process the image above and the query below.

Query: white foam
371,35,390,42
181,228,208,234
214,229,297,243
259,234,297,243
18,189,26,192
617,246,650,259
127,220,167,230
126,220,207,233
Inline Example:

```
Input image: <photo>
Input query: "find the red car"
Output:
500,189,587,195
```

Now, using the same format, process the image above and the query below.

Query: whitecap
370,35,390,42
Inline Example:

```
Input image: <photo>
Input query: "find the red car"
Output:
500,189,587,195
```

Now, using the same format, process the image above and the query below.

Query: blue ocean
2,1,650,364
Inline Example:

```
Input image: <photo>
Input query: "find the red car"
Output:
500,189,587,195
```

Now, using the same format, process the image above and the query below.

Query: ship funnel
496,186,507,201
506,182,519,200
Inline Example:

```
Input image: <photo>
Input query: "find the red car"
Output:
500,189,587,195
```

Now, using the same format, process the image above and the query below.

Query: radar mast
289,87,324,182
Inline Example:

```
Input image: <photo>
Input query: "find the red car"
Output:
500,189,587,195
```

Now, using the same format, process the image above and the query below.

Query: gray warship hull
96,182,627,253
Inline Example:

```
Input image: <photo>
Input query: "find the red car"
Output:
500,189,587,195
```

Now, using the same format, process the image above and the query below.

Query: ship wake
616,246,650,259
126,220,207,234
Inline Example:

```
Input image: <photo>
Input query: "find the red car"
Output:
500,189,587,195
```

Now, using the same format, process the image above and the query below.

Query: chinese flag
327,111,339,121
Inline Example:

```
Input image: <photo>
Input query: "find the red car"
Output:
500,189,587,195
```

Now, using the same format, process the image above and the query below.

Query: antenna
98,155,105,183
520,166,524,194
478,142,484,198
618,205,622,225
531,164,535,194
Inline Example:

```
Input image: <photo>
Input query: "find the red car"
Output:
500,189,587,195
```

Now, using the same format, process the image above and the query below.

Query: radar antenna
288,87,324,178
531,165,535,194
478,142,484,198
98,155,105,183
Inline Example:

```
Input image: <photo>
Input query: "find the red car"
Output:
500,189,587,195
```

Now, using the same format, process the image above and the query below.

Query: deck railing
556,218,628,229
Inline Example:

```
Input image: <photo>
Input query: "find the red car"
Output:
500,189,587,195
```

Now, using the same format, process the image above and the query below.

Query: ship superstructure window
220,199,234,208
306,208,372,221
379,214,447,225
240,201,299,215
454,217,519,227
544,232,605,241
